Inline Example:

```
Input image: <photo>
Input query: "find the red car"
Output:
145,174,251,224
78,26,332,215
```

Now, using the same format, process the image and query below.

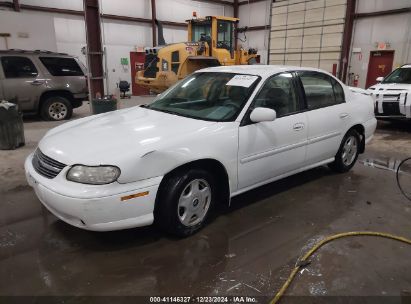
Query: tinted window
333,78,345,103
253,72,300,117
1,56,38,78
299,72,344,109
39,57,84,76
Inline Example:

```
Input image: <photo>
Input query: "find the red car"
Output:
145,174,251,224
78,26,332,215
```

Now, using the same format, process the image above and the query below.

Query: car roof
400,64,411,68
197,65,330,78
0,49,73,57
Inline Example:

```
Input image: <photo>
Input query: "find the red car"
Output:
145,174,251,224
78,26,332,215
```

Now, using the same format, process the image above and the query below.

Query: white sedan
25,65,377,236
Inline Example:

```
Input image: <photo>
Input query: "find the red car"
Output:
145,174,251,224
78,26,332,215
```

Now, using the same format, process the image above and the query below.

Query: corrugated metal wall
269,0,347,73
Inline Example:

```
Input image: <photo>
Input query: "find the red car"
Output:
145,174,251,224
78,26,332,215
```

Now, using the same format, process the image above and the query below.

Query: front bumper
371,91,411,119
25,153,162,231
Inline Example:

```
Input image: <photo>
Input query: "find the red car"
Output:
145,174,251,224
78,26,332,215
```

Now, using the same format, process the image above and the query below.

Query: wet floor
1,105,411,301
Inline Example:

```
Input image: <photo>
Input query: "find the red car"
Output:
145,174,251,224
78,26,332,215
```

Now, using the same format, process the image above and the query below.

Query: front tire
329,129,360,173
248,57,258,65
154,169,215,237
41,96,73,121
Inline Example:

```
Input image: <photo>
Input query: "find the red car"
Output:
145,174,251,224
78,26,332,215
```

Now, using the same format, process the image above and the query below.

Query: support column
84,0,104,98
234,0,239,51
339,0,356,82
151,0,157,47
12,0,20,11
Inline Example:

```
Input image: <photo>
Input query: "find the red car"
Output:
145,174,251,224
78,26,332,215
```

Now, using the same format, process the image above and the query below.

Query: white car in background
367,64,411,119
25,65,377,236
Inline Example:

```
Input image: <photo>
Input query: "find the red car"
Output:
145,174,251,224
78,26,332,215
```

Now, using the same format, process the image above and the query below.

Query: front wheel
329,129,360,173
154,169,215,237
248,57,258,65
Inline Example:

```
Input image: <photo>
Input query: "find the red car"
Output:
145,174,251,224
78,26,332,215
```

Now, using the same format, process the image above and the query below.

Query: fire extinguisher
353,74,359,87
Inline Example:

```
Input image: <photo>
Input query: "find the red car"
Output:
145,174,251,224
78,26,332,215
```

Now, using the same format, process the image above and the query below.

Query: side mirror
250,107,276,123
376,76,384,83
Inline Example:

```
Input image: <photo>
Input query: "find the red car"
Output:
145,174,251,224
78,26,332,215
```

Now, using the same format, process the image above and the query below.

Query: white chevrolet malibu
25,65,377,236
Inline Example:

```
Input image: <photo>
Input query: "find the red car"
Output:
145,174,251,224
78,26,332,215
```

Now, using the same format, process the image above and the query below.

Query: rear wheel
41,96,73,121
329,129,360,173
154,169,215,237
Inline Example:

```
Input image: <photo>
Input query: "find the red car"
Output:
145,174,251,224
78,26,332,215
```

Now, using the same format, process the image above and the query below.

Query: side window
39,57,84,76
217,20,233,52
299,72,345,109
253,72,299,117
333,79,345,103
1,56,38,78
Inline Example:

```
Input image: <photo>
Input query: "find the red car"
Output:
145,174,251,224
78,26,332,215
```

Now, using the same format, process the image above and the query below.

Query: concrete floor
1,97,411,302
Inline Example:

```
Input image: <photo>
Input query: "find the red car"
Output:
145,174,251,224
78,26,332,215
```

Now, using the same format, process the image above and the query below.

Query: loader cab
188,16,238,65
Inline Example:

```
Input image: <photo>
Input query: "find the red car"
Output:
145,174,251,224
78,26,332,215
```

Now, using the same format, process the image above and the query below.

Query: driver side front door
237,72,308,190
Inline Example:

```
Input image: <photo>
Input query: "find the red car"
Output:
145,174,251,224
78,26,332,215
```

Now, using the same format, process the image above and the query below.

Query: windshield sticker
226,75,258,87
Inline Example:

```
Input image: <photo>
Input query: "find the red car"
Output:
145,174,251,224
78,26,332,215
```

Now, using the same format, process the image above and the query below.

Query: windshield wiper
146,106,180,116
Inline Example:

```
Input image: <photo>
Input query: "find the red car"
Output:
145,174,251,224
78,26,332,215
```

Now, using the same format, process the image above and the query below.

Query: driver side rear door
237,72,308,190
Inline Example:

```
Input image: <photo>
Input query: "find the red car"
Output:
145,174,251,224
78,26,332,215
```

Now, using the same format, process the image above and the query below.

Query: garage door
269,0,347,73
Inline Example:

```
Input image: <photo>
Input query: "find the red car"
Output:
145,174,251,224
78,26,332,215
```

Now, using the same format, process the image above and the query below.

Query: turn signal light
121,191,149,201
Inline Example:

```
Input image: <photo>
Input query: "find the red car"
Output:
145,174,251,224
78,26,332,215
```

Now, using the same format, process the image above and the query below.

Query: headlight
67,165,121,185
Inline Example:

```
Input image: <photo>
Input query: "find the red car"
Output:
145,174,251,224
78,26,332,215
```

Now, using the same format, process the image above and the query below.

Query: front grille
382,102,402,115
143,54,159,78
32,149,66,179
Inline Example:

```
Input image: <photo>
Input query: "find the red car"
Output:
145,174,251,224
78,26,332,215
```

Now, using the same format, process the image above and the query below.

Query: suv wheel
41,96,73,121
154,169,216,237
329,129,360,173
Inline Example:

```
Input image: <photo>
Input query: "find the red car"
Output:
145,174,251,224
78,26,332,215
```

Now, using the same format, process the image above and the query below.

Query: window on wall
253,72,300,117
1,56,38,78
217,20,233,52
299,72,345,109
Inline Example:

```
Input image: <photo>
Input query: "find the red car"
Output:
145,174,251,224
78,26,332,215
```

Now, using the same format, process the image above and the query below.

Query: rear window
39,57,84,76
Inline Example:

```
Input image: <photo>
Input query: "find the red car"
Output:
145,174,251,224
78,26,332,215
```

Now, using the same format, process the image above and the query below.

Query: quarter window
299,72,345,109
253,73,300,117
39,57,84,76
1,56,38,78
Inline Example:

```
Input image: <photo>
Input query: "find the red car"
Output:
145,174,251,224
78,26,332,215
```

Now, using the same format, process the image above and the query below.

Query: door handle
30,80,45,86
293,123,305,131
339,113,349,119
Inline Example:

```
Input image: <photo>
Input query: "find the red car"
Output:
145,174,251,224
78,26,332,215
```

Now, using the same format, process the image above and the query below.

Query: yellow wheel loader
136,15,259,93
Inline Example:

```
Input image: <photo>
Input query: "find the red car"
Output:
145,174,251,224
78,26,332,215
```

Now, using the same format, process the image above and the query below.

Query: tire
248,57,258,65
154,168,216,237
41,96,73,121
328,129,360,173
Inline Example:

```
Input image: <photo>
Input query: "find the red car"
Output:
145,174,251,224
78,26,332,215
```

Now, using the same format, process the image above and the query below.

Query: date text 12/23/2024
149,296,259,303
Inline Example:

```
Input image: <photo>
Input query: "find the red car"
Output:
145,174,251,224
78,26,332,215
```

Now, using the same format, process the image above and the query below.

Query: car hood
368,83,411,91
39,106,217,166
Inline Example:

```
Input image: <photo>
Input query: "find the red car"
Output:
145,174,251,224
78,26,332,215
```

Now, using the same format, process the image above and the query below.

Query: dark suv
0,50,88,121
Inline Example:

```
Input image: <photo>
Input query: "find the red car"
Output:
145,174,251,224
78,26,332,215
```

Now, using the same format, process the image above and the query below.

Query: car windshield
146,72,260,122
382,67,411,84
